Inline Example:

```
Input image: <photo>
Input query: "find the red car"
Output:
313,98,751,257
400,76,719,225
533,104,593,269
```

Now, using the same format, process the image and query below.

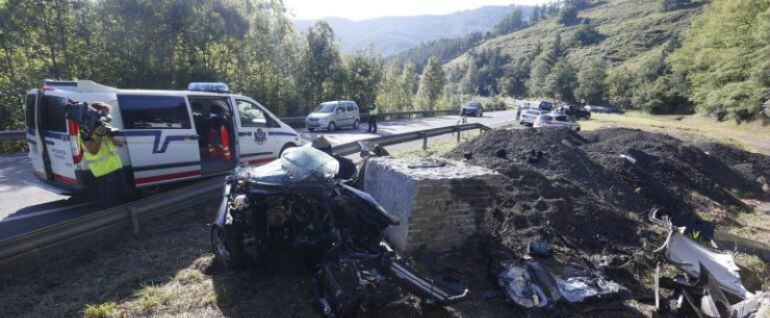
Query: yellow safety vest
79,132,123,177
370,107,380,115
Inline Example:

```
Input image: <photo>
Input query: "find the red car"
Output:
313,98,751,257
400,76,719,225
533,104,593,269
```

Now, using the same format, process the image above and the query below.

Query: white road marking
1,201,97,222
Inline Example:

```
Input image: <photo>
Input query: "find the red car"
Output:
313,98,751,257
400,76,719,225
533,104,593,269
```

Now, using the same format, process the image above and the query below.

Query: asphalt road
0,109,518,240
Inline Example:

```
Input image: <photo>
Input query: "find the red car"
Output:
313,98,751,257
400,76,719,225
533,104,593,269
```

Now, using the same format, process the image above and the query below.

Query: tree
299,21,346,111
493,8,524,35
532,6,541,22
556,3,579,25
401,63,419,110
657,0,691,12
344,47,383,108
528,33,562,96
670,0,770,121
377,64,403,111
417,56,447,110
545,59,577,103
575,58,607,104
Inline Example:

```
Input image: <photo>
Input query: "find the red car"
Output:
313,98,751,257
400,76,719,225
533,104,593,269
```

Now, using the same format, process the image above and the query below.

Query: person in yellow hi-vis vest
79,102,132,209
367,103,379,133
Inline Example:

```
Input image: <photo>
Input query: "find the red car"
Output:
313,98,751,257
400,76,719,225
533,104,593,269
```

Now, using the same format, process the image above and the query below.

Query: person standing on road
367,103,379,133
79,102,132,209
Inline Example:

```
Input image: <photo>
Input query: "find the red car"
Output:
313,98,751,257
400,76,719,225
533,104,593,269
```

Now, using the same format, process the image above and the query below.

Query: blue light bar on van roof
44,80,77,87
188,82,229,93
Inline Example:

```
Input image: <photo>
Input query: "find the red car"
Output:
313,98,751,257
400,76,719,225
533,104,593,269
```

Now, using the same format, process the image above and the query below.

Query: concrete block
363,157,504,252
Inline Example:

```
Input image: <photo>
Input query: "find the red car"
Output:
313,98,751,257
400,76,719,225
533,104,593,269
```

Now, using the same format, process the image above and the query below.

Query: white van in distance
24,80,302,196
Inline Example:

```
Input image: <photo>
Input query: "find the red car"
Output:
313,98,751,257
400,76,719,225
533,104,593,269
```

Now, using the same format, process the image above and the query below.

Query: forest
1,0,768,142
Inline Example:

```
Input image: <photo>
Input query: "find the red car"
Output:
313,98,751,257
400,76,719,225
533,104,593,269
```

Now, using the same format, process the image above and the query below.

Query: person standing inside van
367,103,379,133
79,102,131,209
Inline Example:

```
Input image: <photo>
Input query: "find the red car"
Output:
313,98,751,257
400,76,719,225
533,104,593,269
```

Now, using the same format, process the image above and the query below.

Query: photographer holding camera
78,102,132,208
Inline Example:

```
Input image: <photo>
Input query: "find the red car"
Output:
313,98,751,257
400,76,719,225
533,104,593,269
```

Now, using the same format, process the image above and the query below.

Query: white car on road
518,105,543,126
534,113,581,131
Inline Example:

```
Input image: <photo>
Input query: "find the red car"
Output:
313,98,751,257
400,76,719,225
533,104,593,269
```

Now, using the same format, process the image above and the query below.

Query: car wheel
279,143,296,157
352,119,360,129
328,122,337,131
308,128,315,132
211,224,244,270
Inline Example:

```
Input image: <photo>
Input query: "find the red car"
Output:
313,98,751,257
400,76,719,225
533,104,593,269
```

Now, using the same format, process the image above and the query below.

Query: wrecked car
651,209,770,318
211,143,467,317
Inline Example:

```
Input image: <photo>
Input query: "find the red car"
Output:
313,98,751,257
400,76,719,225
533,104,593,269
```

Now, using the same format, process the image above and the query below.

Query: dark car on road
585,105,624,114
461,102,484,117
564,105,591,119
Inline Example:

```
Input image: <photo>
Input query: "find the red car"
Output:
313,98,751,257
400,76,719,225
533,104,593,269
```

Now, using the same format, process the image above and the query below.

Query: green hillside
437,0,717,116
447,0,700,69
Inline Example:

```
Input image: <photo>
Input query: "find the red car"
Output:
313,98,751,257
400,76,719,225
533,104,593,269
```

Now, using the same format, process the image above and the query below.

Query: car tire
352,119,360,129
211,224,245,270
308,128,315,132
279,143,296,157
328,122,337,131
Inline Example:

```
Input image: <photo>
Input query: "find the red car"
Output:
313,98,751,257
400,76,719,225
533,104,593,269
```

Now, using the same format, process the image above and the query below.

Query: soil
433,127,770,317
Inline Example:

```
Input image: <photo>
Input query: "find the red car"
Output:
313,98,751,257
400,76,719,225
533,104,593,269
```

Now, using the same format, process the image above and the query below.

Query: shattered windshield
237,145,339,183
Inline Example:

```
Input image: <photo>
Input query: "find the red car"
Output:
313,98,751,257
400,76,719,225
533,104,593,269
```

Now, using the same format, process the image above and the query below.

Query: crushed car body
211,144,467,317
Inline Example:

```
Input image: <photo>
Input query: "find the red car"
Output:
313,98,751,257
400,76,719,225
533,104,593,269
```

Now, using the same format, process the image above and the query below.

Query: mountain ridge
294,5,534,55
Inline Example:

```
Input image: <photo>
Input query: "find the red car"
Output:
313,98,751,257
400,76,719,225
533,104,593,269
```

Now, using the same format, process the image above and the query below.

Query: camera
65,101,119,137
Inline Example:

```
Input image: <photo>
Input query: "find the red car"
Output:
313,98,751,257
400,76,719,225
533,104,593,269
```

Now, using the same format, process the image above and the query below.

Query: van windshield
314,103,337,113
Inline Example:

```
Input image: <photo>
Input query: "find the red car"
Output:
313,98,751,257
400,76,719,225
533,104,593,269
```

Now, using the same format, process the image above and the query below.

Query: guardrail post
128,206,140,236
456,128,461,142
421,133,428,150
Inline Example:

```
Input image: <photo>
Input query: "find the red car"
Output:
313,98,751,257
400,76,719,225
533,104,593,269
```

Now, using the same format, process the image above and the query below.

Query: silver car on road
305,101,361,132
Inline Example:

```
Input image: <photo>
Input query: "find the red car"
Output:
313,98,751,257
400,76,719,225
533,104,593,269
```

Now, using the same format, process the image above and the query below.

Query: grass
582,111,770,154
393,133,479,158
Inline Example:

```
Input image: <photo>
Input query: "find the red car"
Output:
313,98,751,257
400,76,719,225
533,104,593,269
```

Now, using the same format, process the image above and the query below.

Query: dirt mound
445,127,765,253
446,128,655,255
690,141,770,197
583,128,760,218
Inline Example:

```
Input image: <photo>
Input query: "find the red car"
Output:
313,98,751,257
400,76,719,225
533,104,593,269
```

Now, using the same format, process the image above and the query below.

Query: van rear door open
33,92,78,187
25,92,46,180
118,94,202,186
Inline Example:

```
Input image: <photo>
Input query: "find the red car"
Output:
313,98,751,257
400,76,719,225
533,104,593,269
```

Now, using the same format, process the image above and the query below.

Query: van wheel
279,143,296,157
328,122,337,131
353,120,360,129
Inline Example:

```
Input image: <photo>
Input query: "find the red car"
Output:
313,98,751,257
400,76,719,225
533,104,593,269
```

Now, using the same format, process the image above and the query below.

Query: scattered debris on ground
2,127,770,318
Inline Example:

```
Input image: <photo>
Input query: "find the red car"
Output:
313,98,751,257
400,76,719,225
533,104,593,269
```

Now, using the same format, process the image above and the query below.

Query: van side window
41,95,67,132
346,105,355,112
118,95,191,129
25,94,36,129
236,100,267,127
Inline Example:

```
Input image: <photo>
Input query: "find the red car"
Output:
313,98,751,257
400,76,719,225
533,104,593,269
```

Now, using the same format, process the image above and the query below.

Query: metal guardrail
278,109,462,128
0,130,24,141
332,123,490,156
0,178,225,265
0,123,490,266
0,107,509,141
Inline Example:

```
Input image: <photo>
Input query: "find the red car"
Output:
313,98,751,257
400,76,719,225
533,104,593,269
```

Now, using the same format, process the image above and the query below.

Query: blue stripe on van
123,130,198,154
44,131,68,140
133,161,201,172
268,131,298,137
240,151,272,158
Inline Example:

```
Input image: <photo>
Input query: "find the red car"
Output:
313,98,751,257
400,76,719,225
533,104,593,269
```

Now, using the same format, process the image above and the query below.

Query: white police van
24,80,302,196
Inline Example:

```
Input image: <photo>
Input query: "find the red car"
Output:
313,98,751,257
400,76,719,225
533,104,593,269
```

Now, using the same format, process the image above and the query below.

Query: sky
284,0,552,21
